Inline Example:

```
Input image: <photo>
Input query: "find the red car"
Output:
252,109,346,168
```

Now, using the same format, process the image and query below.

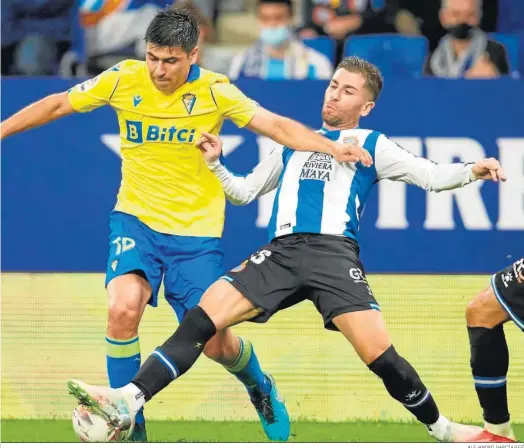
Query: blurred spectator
60,0,171,76
399,0,499,52
1,0,74,75
299,0,418,40
426,0,509,78
299,0,420,61
229,0,333,80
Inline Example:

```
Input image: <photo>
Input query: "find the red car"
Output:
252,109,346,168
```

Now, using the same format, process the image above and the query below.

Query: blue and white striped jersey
208,127,476,242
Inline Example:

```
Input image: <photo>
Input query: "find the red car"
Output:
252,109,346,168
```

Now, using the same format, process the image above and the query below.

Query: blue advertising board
2,77,523,273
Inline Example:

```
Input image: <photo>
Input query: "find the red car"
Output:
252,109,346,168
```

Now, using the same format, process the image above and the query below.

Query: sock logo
135,391,145,400
194,342,203,349
405,389,422,402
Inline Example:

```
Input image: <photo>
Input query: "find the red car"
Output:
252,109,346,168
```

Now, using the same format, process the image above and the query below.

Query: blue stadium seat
343,34,429,78
489,32,520,76
302,37,336,64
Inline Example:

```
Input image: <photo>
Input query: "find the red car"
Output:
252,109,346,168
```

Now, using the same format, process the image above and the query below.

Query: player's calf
368,346,439,425
131,305,217,401
202,329,241,365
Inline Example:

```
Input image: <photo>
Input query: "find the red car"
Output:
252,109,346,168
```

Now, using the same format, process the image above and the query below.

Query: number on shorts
250,249,272,265
112,237,136,255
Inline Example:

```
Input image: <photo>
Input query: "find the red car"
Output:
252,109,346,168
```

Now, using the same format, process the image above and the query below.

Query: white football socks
118,383,146,412
427,415,451,441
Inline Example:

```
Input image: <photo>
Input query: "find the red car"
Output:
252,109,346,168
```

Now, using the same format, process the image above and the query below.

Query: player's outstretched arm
197,131,283,205
1,92,74,140
246,107,373,166
212,82,371,164
375,135,506,191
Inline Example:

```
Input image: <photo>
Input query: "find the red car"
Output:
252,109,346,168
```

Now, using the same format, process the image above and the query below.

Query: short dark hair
336,56,383,101
257,0,293,14
144,7,199,53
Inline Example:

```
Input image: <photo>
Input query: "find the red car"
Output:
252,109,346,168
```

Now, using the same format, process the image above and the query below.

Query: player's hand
472,158,506,182
332,142,373,167
197,131,223,164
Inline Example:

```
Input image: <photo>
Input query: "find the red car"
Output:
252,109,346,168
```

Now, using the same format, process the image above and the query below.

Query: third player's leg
466,284,509,329
463,261,524,442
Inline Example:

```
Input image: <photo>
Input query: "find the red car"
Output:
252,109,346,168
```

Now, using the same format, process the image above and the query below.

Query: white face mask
260,26,291,47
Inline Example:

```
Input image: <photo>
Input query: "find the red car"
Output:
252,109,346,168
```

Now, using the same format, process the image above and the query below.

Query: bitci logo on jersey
300,153,333,181
125,120,196,144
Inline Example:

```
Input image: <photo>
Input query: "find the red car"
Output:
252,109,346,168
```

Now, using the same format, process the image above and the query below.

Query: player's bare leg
202,328,241,365
332,310,483,442
107,273,151,340
68,279,291,441
463,285,517,443
105,273,151,441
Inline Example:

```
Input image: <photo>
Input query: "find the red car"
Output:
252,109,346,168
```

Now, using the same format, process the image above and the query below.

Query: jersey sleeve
206,146,284,205
67,69,120,113
210,82,258,128
374,134,476,192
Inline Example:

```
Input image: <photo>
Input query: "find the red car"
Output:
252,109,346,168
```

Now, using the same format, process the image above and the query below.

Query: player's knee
359,341,392,366
107,303,141,338
466,287,497,328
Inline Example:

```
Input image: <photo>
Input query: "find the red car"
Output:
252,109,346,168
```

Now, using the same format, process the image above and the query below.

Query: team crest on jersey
182,93,196,114
343,136,359,145
300,153,333,181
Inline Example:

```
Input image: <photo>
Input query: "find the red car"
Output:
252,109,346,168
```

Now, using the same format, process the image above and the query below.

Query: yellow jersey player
0,7,370,442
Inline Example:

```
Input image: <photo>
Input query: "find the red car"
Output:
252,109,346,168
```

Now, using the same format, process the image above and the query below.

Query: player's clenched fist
197,131,223,164
331,142,373,167
471,157,507,182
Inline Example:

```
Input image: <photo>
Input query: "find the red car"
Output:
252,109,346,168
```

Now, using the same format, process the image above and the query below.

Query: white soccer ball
72,404,123,442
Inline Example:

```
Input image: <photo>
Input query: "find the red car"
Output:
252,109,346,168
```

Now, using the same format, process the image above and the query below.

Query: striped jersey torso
268,128,380,241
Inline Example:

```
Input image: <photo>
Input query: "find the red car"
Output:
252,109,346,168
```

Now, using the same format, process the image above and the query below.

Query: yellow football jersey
68,60,257,237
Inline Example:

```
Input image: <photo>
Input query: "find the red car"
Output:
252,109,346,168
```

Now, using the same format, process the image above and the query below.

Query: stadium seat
302,37,336,64
343,34,429,78
488,32,520,76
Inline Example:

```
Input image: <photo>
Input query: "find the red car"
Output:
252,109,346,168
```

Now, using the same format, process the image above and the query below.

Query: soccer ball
72,404,124,442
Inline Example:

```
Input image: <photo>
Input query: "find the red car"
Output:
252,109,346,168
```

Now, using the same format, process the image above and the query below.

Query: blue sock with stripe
225,338,271,395
106,335,145,424
468,325,510,424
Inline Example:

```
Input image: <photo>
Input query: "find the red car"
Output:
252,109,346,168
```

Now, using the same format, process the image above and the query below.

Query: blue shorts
105,211,224,322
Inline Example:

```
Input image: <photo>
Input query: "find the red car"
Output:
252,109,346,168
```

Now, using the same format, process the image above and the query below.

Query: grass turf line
1,420,523,442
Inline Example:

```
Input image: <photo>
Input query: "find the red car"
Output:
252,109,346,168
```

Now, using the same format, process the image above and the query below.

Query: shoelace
251,393,276,424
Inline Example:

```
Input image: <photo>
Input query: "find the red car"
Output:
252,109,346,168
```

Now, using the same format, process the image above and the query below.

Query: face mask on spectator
260,26,291,46
447,23,474,40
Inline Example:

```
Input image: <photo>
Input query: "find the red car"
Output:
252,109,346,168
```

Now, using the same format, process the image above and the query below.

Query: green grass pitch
1,420,522,442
